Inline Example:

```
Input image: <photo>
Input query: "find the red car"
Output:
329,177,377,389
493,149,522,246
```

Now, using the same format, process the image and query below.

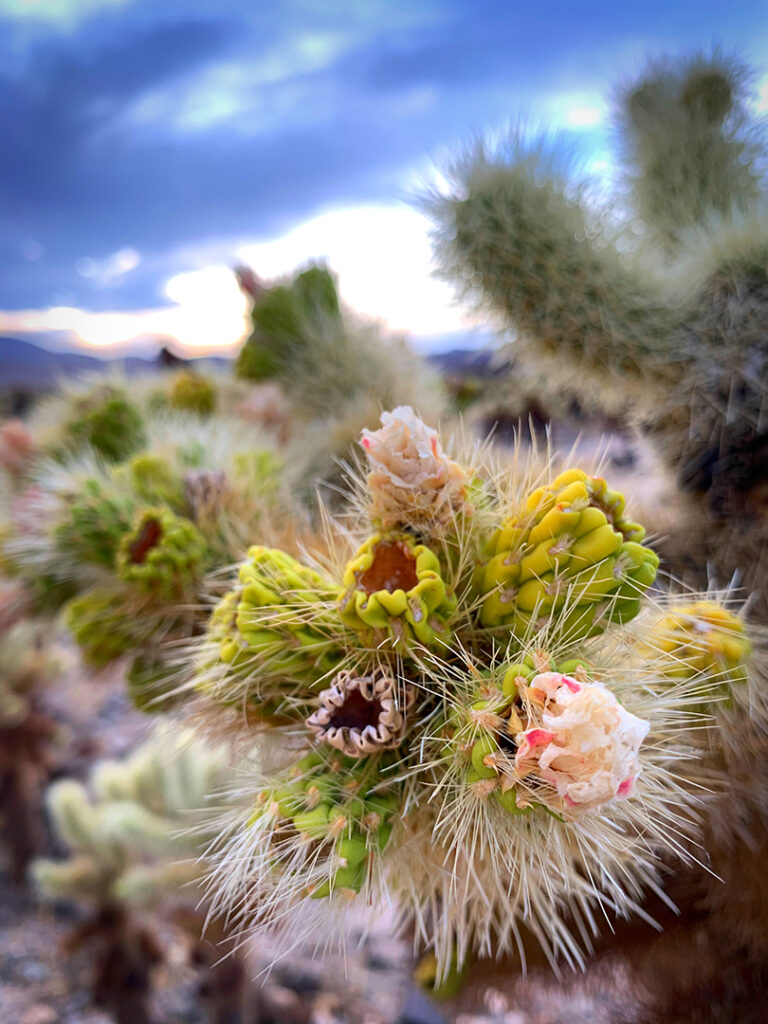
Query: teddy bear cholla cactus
424,49,768,614
189,407,766,981
32,728,229,1024
1,412,287,708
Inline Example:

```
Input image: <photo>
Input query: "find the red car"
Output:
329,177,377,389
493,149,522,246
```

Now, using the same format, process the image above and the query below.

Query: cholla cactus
33,729,229,1024
169,371,217,417
0,612,60,880
235,263,448,498
425,49,768,613
62,384,147,463
189,408,767,982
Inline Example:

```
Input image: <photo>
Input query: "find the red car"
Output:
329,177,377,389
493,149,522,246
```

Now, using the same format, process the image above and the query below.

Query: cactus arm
427,137,682,390
616,50,767,249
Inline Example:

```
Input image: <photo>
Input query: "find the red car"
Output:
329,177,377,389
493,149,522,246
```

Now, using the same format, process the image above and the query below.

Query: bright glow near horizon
0,206,476,354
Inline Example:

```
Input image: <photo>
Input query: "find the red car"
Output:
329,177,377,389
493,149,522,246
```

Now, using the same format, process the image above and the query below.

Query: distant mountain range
0,337,228,391
0,336,499,395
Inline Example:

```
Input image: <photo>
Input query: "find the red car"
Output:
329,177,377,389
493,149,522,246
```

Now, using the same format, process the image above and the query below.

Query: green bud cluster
169,372,217,417
476,470,658,640
116,507,205,600
250,749,399,898
65,589,142,668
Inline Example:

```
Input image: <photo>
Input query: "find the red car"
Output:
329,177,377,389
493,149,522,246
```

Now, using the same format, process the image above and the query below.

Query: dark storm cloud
1,0,766,311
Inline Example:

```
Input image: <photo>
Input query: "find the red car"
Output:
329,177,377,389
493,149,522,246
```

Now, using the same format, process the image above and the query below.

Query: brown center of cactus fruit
359,541,419,594
327,688,383,731
128,518,163,563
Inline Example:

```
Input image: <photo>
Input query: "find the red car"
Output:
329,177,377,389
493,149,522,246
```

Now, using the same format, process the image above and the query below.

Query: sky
1,0,767,358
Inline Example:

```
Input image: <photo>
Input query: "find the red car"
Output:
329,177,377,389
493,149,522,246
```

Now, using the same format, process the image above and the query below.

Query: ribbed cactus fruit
646,600,751,693
63,385,146,463
477,469,658,639
64,589,144,668
196,546,343,717
190,407,768,983
338,533,457,646
55,477,135,569
116,507,205,600
170,372,217,417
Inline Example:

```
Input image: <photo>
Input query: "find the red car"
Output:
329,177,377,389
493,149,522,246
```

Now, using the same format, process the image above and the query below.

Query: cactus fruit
338,533,457,646
196,546,342,716
170,372,217,417
116,507,205,600
245,748,400,899
476,470,658,639
63,385,146,463
121,453,185,509
306,669,415,756
646,600,751,692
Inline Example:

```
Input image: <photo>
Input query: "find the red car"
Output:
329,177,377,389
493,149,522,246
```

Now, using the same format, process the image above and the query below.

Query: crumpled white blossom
515,672,650,811
360,406,467,530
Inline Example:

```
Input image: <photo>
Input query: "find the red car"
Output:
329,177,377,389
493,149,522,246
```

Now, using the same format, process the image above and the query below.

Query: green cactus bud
477,469,657,639
65,589,142,668
117,507,205,600
169,372,217,416
232,546,341,682
63,386,146,463
55,478,135,569
338,533,456,647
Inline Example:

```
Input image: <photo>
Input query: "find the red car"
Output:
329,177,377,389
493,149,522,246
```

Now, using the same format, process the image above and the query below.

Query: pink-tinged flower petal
515,674,649,812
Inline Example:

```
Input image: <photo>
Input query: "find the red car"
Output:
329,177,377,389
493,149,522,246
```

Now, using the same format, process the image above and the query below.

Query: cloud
1,0,130,27
1,0,767,330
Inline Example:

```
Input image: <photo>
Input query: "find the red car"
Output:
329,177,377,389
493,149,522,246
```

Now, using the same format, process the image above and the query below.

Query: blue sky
1,0,767,355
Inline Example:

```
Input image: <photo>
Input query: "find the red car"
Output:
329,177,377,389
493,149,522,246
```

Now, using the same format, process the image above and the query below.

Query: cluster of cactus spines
425,50,768,610
190,407,766,981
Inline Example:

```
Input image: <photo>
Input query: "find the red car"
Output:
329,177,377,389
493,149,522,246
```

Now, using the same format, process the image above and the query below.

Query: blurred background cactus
426,48,768,614
33,728,229,1024
0,603,61,881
